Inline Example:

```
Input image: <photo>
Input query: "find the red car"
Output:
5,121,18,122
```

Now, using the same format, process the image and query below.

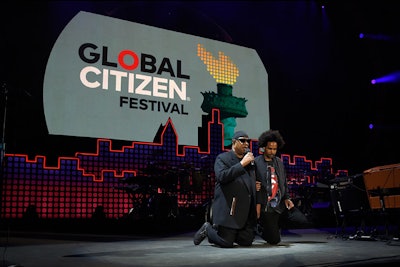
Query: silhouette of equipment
363,164,400,241
363,163,400,210
328,174,369,238
113,160,210,220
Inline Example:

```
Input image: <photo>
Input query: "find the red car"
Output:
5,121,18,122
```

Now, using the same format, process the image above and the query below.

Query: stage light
358,32,392,41
371,71,400,84
318,0,328,9
369,124,374,130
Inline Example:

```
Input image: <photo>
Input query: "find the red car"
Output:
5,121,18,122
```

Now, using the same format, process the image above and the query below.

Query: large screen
44,11,269,146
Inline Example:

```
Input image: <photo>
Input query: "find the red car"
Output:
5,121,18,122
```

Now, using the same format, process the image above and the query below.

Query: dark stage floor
1,216,400,267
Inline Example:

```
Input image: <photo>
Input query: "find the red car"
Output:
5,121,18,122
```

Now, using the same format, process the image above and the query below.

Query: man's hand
285,199,294,210
256,181,261,191
240,151,254,166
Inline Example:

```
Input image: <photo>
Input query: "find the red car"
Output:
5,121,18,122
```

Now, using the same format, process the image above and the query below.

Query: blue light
371,71,400,84
359,33,392,41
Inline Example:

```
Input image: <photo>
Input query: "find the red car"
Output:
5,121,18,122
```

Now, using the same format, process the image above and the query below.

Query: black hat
232,131,249,140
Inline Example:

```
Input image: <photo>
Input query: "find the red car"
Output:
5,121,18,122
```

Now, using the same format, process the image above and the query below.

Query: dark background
1,1,399,175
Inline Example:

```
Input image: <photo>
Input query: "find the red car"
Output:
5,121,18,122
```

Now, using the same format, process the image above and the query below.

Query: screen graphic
43,11,269,145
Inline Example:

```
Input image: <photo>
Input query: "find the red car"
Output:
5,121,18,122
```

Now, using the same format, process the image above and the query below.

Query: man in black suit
193,131,257,248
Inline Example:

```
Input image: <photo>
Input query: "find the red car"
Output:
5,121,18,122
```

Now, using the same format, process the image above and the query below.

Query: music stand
363,164,400,240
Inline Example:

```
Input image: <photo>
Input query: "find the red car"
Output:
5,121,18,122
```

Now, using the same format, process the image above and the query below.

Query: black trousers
259,206,309,245
207,220,255,248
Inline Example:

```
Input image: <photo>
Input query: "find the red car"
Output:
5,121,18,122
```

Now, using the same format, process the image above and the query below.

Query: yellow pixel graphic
197,44,239,85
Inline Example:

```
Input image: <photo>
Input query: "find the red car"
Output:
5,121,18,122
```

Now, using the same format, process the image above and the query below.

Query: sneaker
193,222,210,245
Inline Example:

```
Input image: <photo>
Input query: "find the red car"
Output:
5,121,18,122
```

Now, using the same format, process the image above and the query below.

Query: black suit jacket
212,150,257,229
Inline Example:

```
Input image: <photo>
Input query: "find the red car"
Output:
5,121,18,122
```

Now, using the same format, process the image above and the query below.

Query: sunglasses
237,138,250,144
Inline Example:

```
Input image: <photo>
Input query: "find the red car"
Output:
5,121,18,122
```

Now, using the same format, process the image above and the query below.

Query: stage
1,164,400,266
1,223,399,267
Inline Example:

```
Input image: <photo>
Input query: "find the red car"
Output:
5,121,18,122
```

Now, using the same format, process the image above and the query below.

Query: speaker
329,175,369,216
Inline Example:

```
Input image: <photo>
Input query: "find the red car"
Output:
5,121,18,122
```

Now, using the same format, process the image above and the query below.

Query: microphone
245,148,254,165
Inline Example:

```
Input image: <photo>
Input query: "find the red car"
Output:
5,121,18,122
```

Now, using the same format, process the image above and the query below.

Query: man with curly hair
254,129,310,245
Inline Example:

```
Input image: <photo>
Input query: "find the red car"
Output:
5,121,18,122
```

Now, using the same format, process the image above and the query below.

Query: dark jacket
212,150,257,229
254,155,291,214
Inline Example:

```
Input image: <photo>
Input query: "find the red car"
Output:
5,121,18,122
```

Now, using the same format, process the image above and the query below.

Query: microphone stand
1,82,7,169
0,82,22,267
1,83,8,214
